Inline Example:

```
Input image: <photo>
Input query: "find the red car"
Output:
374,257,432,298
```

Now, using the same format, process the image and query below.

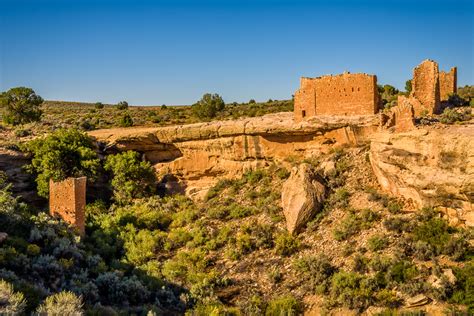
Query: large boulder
281,163,326,234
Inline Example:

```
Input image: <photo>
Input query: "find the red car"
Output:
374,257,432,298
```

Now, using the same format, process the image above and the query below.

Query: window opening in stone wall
302,110,306,118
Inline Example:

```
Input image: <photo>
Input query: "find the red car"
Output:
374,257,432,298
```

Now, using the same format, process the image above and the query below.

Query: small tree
104,151,156,204
116,101,129,110
405,80,412,94
119,113,133,127
37,291,84,315
95,102,104,109
191,93,225,119
23,129,101,197
0,87,43,125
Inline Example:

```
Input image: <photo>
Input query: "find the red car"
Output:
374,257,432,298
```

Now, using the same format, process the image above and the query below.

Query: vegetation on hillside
0,131,473,314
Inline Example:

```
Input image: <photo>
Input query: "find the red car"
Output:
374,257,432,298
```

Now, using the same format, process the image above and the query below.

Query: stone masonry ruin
294,60,457,121
439,66,457,101
403,59,457,116
294,72,379,122
49,177,86,235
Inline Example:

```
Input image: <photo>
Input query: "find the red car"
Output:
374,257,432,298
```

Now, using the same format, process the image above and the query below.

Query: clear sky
0,0,472,105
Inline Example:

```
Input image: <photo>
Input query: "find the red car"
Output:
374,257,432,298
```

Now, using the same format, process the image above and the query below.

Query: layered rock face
370,125,474,226
281,164,325,234
90,113,378,196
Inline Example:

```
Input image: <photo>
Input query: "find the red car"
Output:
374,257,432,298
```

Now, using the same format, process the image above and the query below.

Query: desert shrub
238,294,266,315
446,93,469,107
439,107,471,124
187,301,239,316
387,201,402,214
265,295,302,316
294,255,336,292
36,291,83,315
192,93,225,119
450,262,474,312
274,232,299,257
352,254,369,273
116,101,128,110
122,228,163,265
23,128,101,197
267,267,282,284
328,272,376,310
383,216,412,234
386,260,418,284
104,151,156,204
333,209,378,242
368,235,389,252
0,279,26,314
119,113,133,127
412,210,453,256
0,87,43,125
94,102,104,109
14,128,31,137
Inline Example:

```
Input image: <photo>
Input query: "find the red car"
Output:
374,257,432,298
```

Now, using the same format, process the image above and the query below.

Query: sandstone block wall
439,67,457,101
294,72,379,121
49,177,86,235
411,59,441,116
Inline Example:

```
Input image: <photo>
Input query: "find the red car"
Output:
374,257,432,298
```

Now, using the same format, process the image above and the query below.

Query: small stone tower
49,177,86,235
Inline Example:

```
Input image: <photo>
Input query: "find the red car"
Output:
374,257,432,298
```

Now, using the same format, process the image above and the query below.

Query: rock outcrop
370,125,474,226
90,113,378,197
281,164,326,234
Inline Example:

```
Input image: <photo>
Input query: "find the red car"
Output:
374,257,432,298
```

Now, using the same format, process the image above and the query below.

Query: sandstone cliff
89,113,379,197
370,125,473,226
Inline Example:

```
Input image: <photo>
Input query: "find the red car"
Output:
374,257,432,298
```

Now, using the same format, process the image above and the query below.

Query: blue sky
0,0,472,105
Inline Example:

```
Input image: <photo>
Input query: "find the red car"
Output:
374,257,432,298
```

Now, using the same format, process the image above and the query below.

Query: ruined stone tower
405,60,458,116
49,177,86,235
439,67,457,101
294,72,379,122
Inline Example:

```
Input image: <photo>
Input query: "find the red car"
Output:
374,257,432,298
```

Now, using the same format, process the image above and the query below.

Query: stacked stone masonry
294,72,379,122
49,177,86,235
408,60,457,116
439,67,457,101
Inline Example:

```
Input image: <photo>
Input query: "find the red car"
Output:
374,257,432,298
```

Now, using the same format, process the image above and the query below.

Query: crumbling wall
439,67,457,101
393,97,416,132
410,60,441,115
294,72,379,121
49,177,86,235
381,96,416,133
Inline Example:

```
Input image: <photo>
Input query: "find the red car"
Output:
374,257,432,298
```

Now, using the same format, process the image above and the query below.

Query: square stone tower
410,59,441,115
49,177,86,235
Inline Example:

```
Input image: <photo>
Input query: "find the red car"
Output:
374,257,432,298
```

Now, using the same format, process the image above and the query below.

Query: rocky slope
89,112,474,227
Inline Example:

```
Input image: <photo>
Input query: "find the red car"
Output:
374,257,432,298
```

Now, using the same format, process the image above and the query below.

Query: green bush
274,232,299,257
333,209,378,241
36,291,83,315
192,93,225,119
116,101,128,110
0,87,43,125
23,128,101,197
328,271,375,310
265,295,302,316
439,107,471,124
119,113,133,127
294,255,335,292
95,102,104,109
450,262,474,312
104,151,156,204
368,235,389,252
0,279,26,314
